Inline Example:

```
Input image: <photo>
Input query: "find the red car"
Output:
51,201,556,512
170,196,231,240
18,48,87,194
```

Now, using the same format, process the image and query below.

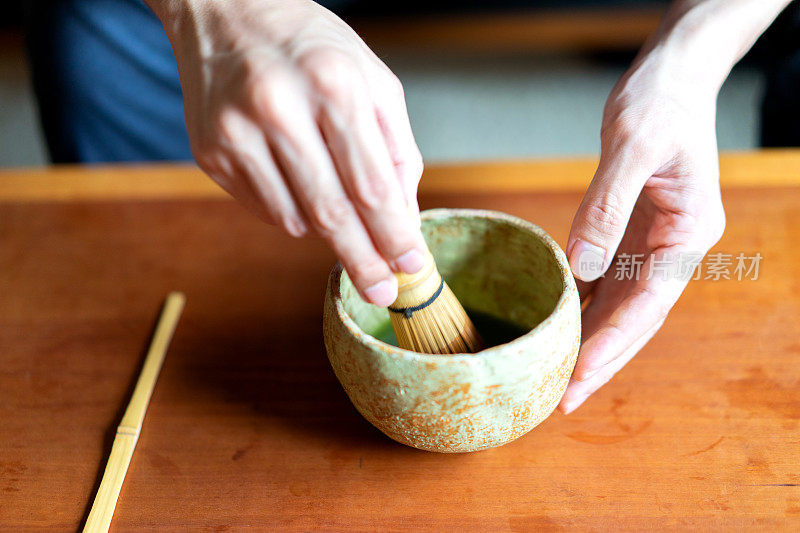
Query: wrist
639,10,736,98
144,0,316,60
608,39,719,120
636,0,792,96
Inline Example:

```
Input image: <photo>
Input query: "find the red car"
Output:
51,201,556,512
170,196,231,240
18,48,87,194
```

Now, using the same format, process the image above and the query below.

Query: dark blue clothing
27,0,191,162
26,0,359,163
25,0,800,163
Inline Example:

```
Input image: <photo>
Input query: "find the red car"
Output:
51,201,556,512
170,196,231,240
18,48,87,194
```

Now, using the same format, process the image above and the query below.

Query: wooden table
1,151,799,530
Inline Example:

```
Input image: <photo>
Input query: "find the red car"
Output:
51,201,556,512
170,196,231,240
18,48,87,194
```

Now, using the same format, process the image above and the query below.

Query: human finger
215,108,310,236
251,67,399,306
558,316,664,414
303,51,428,274
567,131,658,282
371,73,424,221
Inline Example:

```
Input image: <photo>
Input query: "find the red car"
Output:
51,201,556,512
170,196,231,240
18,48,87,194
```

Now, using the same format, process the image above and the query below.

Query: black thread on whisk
388,278,445,319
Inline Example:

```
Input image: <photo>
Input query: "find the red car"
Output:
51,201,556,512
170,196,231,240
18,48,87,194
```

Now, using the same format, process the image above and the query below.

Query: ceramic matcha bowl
323,208,581,453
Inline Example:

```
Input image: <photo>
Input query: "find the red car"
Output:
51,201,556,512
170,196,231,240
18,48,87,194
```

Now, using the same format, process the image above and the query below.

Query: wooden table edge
1,149,798,202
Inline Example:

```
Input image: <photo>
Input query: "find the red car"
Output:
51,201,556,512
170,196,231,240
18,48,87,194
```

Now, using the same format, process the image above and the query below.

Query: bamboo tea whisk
388,250,483,354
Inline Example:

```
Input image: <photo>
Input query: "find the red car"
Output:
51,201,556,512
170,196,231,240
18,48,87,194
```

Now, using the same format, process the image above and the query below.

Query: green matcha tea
371,308,529,351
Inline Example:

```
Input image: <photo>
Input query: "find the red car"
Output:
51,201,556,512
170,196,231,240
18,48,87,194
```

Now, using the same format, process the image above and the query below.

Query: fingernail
572,337,605,382
569,240,607,282
559,394,588,415
394,249,426,274
364,279,397,307
573,365,603,383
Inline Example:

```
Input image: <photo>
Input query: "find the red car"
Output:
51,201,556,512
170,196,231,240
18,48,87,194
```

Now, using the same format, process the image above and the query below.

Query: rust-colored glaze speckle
322,209,581,453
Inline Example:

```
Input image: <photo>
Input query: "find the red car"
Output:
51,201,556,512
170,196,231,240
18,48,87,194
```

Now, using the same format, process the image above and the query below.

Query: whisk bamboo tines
388,251,483,354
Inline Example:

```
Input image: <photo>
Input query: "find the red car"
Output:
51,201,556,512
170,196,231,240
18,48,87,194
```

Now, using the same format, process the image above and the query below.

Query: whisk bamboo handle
389,251,441,314
388,251,483,354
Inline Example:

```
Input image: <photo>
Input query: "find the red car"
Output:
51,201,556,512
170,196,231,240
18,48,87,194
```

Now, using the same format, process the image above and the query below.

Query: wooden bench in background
351,6,665,54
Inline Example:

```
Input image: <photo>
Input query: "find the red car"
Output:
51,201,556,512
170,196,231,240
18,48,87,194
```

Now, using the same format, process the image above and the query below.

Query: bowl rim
328,208,576,362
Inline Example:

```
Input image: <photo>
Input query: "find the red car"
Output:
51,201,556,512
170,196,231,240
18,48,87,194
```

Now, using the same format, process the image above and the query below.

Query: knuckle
601,114,643,153
279,214,308,238
191,143,227,180
351,175,391,211
308,195,353,235
304,50,359,103
407,148,424,179
651,302,671,324
191,140,217,171
191,118,230,168
213,109,241,148
384,235,418,259
247,69,295,125
385,73,405,99
583,191,627,237
346,258,390,287
625,134,650,160
709,210,726,245
635,286,671,321
601,115,632,142
652,300,671,323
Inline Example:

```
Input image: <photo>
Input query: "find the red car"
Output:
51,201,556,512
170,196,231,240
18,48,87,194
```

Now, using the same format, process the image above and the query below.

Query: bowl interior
339,210,566,351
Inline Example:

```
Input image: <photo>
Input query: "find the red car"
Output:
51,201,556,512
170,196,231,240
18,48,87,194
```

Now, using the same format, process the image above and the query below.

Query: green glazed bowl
323,208,581,453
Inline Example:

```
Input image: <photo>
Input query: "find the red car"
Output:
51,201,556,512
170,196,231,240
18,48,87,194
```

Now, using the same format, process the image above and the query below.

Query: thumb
567,153,652,282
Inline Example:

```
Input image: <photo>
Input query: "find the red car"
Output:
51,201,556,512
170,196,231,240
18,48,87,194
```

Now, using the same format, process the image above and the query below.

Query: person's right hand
149,0,427,306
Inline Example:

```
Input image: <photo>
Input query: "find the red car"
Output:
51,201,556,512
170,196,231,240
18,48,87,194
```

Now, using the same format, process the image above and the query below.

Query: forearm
640,0,792,94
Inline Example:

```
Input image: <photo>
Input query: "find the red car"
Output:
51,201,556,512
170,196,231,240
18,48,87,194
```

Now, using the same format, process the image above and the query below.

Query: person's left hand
558,48,727,414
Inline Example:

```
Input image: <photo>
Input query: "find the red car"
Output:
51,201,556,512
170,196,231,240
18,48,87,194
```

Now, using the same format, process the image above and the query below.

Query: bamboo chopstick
83,291,186,533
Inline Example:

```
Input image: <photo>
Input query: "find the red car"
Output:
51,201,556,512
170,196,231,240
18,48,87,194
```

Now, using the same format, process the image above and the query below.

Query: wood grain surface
1,153,799,530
